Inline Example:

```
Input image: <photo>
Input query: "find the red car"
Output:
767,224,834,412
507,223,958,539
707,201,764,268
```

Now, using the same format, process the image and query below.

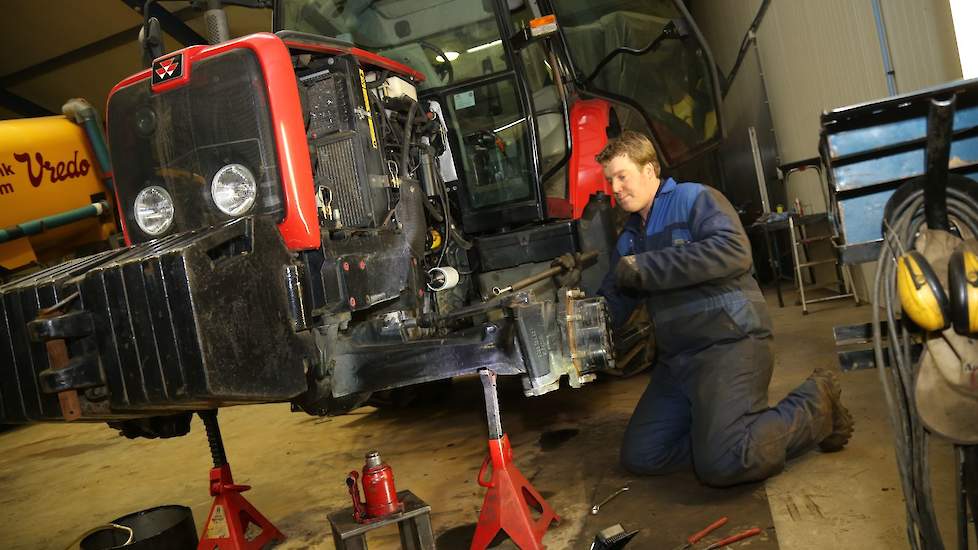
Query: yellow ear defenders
897,249,978,335
949,249,978,334
897,251,951,332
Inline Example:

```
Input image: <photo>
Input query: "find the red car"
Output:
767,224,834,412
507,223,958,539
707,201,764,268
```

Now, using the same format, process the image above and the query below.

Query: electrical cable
874,180,978,550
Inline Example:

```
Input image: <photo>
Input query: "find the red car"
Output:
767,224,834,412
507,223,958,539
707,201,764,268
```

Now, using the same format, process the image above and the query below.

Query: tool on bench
672,517,761,550
591,486,629,515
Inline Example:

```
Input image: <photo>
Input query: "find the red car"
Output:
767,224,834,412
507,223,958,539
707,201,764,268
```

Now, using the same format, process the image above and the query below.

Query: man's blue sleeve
622,187,752,291
598,236,642,329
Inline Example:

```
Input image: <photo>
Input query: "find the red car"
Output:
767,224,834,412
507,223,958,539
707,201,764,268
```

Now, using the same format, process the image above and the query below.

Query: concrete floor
0,288,967,549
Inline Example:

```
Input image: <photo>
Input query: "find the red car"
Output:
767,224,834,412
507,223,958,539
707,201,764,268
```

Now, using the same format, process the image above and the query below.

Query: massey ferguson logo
152,54,183,85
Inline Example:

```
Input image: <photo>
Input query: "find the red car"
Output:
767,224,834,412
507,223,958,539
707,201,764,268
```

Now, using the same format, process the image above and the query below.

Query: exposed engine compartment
0,32,616,437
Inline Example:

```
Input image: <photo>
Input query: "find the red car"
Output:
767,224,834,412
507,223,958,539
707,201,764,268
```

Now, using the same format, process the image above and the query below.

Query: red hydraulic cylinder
348,451,403,523
361,451,400,518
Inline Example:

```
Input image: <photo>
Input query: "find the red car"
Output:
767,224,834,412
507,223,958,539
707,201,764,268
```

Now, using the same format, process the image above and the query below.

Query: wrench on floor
591,486,629,515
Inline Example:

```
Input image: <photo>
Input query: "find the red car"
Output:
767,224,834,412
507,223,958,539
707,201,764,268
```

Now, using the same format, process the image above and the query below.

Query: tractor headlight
211,164,257,216
134,185,174,236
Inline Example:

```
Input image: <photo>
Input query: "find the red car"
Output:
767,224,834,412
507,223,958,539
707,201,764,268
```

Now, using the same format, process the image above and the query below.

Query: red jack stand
196,410,285,550
470,370,559,550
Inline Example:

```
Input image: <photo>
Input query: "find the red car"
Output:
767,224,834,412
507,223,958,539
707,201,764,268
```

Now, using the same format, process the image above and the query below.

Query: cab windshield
278,0,507,91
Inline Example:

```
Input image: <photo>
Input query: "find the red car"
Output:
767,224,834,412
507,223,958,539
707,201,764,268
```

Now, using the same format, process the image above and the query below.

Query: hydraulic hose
62,98,113,194
401,99,419,178
0,201,110,244
873,177,978,550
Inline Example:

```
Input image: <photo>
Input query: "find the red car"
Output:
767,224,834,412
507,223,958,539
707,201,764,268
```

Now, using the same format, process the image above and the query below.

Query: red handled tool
702,527,763,550
672,517,728,550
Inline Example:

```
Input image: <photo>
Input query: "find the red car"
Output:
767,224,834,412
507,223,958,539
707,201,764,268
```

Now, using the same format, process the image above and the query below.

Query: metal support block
327,491,434,550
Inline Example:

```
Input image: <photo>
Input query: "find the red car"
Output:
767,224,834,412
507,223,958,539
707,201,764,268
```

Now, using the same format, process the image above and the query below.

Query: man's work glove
615,255,644,290
551,252,582,288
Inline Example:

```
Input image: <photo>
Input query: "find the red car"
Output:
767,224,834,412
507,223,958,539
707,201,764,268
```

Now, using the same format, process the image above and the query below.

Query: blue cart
820,78,978,264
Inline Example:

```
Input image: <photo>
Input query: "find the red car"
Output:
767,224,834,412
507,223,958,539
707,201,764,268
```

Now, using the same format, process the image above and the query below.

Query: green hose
62,98,113,193
0,201,110,244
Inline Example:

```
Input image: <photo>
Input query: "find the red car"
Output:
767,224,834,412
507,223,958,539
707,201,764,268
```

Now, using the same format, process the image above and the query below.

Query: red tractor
0,0,722,437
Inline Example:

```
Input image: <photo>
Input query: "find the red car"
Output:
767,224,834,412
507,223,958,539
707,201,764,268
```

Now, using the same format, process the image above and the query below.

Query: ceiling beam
0,90,55,117
0,7,198,89
121,0,207,47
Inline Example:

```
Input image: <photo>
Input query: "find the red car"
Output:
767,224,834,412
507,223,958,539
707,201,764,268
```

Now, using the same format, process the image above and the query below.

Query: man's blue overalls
600,178,834,487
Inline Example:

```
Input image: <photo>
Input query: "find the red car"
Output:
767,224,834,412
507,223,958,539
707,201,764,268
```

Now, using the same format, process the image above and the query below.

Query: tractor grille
107,48,283,243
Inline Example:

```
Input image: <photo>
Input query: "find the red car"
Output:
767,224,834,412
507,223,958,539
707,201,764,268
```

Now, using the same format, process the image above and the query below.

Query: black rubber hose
401,99,419,178
368,89,398,145
366,70,390,89
924,97,955,232
423,193,444,223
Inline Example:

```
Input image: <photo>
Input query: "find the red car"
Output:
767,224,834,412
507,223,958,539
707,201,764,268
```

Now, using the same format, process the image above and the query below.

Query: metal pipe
924,96,955,231
748,126,771,213
62,98,113,193
480,370,503,440
872,0,898,95
964,446,978,545
492,250,598,295
0,201,109,244
721,0,772,98
673,0,725,137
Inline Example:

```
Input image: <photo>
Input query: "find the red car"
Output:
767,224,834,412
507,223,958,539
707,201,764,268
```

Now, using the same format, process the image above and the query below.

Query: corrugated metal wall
692,0,962,295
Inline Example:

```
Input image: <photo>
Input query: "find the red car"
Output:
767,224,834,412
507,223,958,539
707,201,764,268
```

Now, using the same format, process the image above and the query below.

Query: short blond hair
595,131,660,175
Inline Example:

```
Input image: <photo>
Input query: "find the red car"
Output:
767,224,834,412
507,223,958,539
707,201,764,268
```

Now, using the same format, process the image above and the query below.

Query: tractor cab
275,0,723,234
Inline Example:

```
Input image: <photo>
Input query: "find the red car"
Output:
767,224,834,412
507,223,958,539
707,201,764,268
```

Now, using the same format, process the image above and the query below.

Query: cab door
547,0,724,168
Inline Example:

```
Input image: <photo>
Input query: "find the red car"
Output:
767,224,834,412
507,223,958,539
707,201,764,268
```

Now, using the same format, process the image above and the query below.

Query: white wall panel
693,0,962,296
695,0,961,208
883,0,961,93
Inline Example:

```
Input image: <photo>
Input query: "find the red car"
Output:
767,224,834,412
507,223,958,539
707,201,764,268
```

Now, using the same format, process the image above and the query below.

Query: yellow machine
0,109,116,273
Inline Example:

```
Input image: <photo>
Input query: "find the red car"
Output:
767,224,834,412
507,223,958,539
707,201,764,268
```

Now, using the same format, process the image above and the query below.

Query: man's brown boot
810,368,854,452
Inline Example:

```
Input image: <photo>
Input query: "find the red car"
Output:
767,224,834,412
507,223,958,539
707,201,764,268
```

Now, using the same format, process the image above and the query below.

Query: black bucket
80,505,198,550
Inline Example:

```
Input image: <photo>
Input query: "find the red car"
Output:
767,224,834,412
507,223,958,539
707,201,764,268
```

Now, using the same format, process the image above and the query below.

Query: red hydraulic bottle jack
196,410,285,550
347,451,404,522
470,369,559,550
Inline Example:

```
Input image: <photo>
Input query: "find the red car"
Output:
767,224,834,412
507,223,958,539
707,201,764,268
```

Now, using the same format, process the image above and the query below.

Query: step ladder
788,216,858,314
